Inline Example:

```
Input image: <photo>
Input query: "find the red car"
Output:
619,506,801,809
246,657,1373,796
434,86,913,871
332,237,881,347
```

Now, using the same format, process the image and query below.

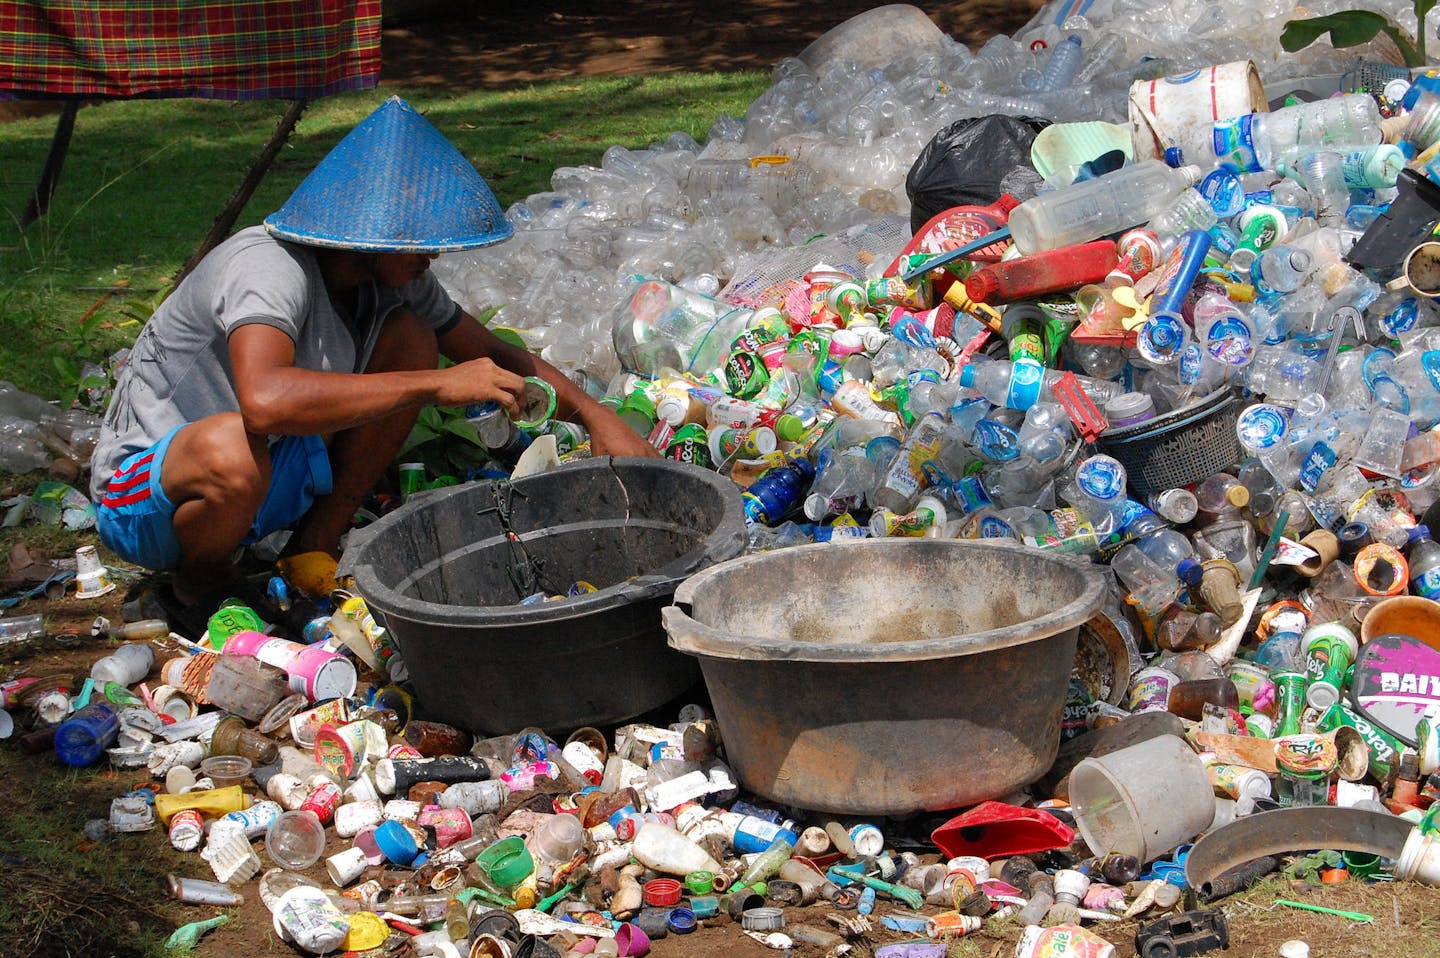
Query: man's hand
434,357,525,416
585,411,661,458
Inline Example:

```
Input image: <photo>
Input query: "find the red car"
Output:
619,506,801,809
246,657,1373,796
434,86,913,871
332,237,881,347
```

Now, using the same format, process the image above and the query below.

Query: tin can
1316,702,1400,778
665,422,713,468
301,780,342,826
865,274,931,310
723,350,769,398
515,376,558,431
1273,671,1309,737
1301,623,1359,710
168,809,205,852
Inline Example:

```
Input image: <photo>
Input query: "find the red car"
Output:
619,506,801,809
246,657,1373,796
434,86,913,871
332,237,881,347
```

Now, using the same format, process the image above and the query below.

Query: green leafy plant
1281,0,1434,67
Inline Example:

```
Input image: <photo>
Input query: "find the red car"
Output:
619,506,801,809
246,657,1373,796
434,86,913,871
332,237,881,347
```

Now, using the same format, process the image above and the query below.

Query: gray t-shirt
92,226,461,499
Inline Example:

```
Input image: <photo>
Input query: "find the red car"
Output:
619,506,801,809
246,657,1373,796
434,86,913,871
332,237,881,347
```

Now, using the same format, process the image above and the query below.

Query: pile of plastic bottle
16,2,1440,955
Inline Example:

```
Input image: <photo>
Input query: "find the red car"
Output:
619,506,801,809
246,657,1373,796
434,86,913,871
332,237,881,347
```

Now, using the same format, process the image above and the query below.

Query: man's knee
168,414,269,506
369,308,439,373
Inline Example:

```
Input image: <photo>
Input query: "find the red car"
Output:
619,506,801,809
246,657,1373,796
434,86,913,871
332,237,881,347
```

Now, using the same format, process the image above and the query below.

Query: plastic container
265,810,327,870
201,755,254,788
348,460,745,733
1097,389,1241,499
663,539,1105,814
1007,161,1202,254
54,702,120,767
91,642,154,686
1069,734,1213,863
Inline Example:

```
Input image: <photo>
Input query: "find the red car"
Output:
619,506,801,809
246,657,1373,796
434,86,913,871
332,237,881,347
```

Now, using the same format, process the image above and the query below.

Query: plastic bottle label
1236,403,1288,450
1205,315,1255,365
1005,360,1045,410
973,420,1021,461
1415,567,1440,600
979,515,1014,539
1424,352,1440,393
1177,343,1206,385
1383,299,1421,337
1213,114,1264,173
1298,441,1336,493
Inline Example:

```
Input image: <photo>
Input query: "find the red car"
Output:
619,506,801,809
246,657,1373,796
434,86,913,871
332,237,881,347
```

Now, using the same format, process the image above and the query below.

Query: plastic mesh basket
1096,388,1240,499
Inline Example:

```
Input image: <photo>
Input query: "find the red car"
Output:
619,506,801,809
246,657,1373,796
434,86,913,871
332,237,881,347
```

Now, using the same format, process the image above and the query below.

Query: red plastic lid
642,877,683,907
930,801,1075,860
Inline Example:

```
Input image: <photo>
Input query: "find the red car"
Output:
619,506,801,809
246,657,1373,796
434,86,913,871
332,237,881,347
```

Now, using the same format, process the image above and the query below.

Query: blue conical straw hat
265,96,513,252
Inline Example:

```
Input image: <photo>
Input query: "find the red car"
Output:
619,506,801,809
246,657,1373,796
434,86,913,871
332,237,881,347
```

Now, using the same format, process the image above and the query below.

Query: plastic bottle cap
740,907,786,931
963,270,999,305
667,907,697,934
1225,486,1251,509
1177,558,1205,587
642,878,682,907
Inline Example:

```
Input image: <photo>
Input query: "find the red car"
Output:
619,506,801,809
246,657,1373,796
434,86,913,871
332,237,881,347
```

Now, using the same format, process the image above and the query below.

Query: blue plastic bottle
741,458,816,526
54,702,120,767
730,815,799,855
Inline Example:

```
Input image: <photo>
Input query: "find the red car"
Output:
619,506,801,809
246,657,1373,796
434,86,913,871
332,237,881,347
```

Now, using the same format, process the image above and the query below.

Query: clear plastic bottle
804,446,875,520
1154,608,1223,652
1070,454,1128,533
1036,35,1084,92
869,413,948,514
1149,189,1218,238
1408,525,1440,600
1110,544,1179,614
958,358,1122,411
1195,472,1246,517
1255,246,1313,294
0,435,51,473
1007,161,1202,254
1212,95,1383,172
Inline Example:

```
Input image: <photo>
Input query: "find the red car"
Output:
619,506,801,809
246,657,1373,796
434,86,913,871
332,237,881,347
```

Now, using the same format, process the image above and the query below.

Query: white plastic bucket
1129,61,1267,164
1069,734,1213,863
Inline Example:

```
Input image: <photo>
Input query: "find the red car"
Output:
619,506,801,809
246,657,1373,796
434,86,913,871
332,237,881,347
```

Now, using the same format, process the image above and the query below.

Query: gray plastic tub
663,539,1106,815
349,458,745,734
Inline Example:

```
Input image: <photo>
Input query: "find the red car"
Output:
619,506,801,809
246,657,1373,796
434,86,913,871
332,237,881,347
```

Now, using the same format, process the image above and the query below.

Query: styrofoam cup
326,846,368,887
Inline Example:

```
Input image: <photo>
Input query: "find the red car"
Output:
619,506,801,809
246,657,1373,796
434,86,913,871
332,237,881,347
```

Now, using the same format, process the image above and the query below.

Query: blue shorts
97,425,333,571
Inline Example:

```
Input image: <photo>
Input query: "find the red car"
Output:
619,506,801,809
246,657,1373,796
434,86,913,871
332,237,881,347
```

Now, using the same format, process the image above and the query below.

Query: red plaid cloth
0,0,381,100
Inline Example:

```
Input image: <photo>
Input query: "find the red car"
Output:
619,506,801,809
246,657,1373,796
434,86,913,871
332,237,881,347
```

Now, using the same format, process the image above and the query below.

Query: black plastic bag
906,114,1051,233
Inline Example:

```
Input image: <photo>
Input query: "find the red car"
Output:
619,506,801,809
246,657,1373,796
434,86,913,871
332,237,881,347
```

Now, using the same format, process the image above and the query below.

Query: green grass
0,72,768,403
0,749,200,957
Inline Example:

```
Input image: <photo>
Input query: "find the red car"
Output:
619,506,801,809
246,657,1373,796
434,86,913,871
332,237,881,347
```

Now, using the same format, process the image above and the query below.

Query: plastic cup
201,754,253,788
266,810,328,870
1127,666,1179,714
1069,734,1213,863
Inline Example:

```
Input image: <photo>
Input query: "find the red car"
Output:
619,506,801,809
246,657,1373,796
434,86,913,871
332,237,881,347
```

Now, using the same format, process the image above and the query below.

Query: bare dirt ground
9,3,1440,958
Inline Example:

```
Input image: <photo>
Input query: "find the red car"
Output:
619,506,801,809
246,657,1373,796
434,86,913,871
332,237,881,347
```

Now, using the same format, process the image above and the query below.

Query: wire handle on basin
476,482,553,600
